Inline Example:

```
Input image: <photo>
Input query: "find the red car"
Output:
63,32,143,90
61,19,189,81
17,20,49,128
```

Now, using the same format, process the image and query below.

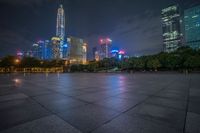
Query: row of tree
70,47,200,72
0,47,200,72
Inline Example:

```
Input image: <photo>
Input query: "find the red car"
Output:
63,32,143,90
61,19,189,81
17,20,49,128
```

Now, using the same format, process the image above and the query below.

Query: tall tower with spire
56,4,65,58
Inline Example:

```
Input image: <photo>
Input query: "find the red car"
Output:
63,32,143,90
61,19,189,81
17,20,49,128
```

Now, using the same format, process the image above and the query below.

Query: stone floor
0,73,199,133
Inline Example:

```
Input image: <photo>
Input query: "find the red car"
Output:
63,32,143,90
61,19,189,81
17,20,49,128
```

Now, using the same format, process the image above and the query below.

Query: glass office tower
161,5,183,52
184,5,200,49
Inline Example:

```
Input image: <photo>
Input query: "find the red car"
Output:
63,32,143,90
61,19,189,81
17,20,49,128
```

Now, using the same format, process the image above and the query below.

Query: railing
0,67,64,73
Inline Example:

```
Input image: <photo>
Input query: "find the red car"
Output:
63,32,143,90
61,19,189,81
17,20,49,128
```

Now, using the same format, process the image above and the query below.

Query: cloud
109,10,163,55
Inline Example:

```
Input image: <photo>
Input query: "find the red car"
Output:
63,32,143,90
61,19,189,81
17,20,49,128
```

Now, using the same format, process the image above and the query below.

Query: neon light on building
119,50,125,55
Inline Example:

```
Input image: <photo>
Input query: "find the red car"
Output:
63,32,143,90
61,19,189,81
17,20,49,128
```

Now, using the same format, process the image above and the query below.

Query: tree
184,55,200,70
147,58,161,71
21,57,40,67
0,56,18,67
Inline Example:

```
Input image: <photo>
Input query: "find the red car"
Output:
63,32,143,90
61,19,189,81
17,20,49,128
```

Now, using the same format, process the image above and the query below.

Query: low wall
0,67,64,73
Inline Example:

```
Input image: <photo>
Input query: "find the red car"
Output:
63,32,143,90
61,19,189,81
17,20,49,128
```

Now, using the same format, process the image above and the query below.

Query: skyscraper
51,37,61,60
56,4,65,58
99,38,112,59
32,43,42,59
92,47,97,60
184,5,200,49
67,36,87,64
161,5,183,52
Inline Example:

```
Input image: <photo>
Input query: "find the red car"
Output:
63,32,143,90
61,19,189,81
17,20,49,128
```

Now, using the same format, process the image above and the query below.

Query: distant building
56,4,65,58
32,40,51,60
45,40,52,60
184,5,200,49
51,37,61,60
62,43,68,59
111,50,119,59
118,50,125,60
67,36,87,64
99,38,112,59
32,43,42,59
92,47,97,60
95,51,100,61
111,49,125,60
24,50,33,57
16,51,23,59
161,5,183,52
37,40,46,60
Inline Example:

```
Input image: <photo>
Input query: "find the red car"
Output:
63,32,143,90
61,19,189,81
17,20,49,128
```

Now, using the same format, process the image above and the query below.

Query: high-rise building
32,40,51,60
111,50,119,59
95,51,100,61
56,4,65,58
184,5,200,49
111,49,125,60
44,40,52,60
67,36,87,64
99,38,112,59
37,40,46,60
32,43,42,59
51,37,61,60
161,5,183,52
92,47,97,60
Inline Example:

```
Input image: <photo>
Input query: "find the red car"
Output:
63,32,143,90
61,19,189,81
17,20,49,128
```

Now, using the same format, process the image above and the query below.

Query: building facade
56,4,65,58
67,36,87,64
51,37,61,60
92,47,97,60
32,40,52,60
161,5,183,52
99,38,112,59
44,40,52,60
32,43,42,59
184,5,200,49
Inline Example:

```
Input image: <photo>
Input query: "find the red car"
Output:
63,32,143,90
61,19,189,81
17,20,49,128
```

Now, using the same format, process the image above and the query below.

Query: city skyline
0,0,200,58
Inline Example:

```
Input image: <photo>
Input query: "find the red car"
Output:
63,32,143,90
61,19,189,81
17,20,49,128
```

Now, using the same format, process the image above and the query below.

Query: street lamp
15,59,20,65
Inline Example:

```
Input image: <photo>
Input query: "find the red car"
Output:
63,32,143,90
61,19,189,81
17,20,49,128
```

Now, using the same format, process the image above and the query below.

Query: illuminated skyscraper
99,38,112,59
67,36,87,64
56,4,65,58
51,37,61,60
161,5,183,52
184,5,200,49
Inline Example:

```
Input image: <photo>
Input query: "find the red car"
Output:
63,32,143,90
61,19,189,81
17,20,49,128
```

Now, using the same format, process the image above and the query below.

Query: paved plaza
0,73,199,133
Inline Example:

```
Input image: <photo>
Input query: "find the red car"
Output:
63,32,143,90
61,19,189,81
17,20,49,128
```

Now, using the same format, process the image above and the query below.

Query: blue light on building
118,54,122,60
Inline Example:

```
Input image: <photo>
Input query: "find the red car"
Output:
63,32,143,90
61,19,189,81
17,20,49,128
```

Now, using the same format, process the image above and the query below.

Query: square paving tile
144,96,187,110
0,115,81,133
74,93,112,103
95,97,141,112
125,103,186,130
188,101,200,115
92,114,181,133
32,94,87,113
57,104,120,133
0,99,51,131
185,112,200,133
0,93,28,102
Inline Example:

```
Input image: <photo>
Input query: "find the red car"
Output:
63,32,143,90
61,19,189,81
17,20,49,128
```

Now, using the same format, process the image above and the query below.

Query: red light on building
99,38,112,45
99,39,104,44
119,50,125,55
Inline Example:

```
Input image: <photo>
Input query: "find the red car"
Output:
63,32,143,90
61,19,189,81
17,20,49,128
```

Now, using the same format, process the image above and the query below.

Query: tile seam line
183,75,191,133
90,80,176,133
27,96,84,133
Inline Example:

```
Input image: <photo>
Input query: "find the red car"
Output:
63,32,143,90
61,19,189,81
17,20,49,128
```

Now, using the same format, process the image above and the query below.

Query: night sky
0,0,200,58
